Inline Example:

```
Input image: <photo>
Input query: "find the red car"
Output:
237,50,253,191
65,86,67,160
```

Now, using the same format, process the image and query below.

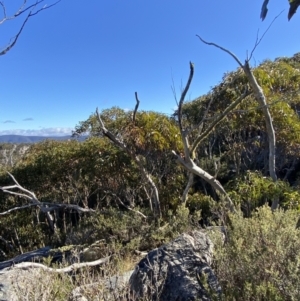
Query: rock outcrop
0,230,222,301
129,229,221,301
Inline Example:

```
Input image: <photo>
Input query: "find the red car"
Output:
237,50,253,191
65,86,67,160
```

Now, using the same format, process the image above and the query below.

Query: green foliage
186,192,213,218
180,53,300,185
146,204,191,249
0,201,47,260
0,107,187,257
74,107,182,152
212,206,300,300
73,108,185,210
226,171,300,214
3,53,300,300
65,208,148,253
261,0,300,21
66,205,190,255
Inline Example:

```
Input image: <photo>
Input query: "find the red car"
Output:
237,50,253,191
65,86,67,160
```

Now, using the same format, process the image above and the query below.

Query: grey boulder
129,229,221,301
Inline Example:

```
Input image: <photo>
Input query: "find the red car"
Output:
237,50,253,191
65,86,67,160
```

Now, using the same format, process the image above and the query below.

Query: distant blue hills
0,135,87,143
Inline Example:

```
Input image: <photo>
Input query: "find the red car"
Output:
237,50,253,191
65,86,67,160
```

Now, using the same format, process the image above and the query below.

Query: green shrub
212,206,300,300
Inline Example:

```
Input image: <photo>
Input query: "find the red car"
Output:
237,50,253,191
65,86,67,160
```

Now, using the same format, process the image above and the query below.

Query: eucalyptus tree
194,34,281,209
74,103,184,219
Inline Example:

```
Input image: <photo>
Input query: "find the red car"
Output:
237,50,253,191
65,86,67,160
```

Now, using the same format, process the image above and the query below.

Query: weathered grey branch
0,1,61,56
0,173,94,233
249,11,283,61
1,172,56,232
178,62,194,133
196,35,243,68
133,92,140,124
0,201,95,216
96,108,127,150
181,172,194,204
172,151,236,212
0,255,111,274
197,35,278,209
174,63,237,212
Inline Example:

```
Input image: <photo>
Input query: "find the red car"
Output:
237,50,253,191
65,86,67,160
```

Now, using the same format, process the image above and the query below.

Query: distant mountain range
0,135,87,143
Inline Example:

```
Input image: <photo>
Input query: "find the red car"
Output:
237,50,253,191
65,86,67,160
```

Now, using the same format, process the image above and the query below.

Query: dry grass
7,251,142,301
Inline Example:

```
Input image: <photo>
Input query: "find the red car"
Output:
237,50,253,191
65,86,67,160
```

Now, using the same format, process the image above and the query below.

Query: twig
0,1,61,55
249,10,284,61
196,35,243,68
0,255,111,274
133,92,140,124
178,62,194,133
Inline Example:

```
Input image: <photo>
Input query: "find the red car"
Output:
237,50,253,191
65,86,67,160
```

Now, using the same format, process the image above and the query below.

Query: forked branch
178,62,194,133
173,63,237,212
0,0,61,56
96,104,162,219
197,35,277,209
0,173,95,229
133,92,140,124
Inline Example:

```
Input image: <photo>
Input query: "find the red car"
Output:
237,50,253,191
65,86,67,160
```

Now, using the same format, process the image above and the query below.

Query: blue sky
1,0,299,136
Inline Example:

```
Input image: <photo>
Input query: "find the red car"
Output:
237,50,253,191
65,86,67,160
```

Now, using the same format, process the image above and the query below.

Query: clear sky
1,0,299,136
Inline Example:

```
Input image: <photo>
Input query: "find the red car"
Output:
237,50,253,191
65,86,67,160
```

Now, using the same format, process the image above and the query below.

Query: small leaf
261,0,269,21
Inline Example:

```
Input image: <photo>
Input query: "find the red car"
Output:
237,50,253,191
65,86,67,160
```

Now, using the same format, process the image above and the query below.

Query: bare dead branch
178,62,194,133
172,150,236,213
0,1,61,55
0,2,7,21
249,11,284,61
171,72,178,106
196,35,243,68
1,172,38,201
14,1,50,18
27,0,61,17
0,14,26,55
0,203,38,216
132,92,140,124
197,36,278,209
0,192,95,216
0,173,94,232
0,255,111,274
181,172,194,204
96,108,127,150
172,62,238,213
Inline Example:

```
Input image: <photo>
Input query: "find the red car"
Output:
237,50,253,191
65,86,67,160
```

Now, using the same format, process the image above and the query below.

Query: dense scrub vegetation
207,206,300,301
1,53,300,299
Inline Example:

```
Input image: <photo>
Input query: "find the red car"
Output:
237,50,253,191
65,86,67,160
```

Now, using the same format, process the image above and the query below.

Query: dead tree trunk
172,62,249,213
197,36,278,209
